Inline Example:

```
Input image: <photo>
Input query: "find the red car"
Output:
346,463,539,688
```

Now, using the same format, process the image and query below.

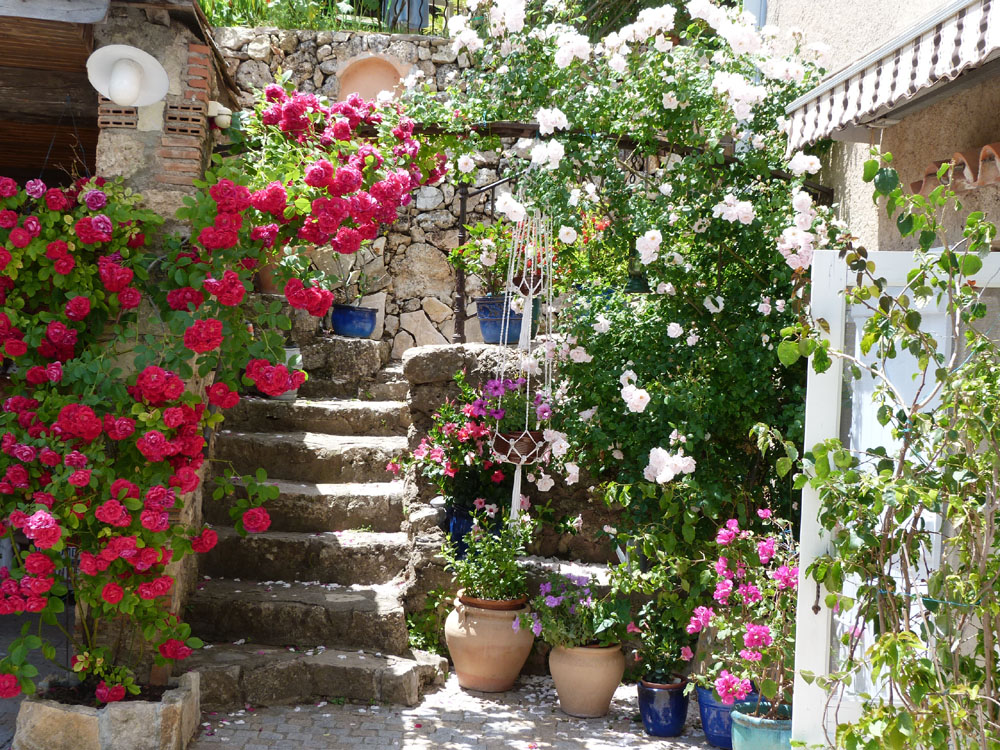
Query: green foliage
406,589,453,655
197,0,422,33
443,511,534,601
791,151,1000,747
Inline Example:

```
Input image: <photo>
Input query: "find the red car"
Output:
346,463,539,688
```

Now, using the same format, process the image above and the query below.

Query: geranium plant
516,573,628,647
684,510,797,717
442,509,535,602
388,372,512,512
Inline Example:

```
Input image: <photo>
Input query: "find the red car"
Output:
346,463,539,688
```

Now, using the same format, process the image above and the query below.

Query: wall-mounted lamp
87,44,169,107
208,101,233,130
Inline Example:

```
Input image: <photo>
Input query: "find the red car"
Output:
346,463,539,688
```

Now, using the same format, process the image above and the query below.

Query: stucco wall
768,0,1000,253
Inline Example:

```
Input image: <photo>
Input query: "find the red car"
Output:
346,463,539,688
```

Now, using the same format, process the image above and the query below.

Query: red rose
3,339,26,357
166,287,204,311
8,228,29,248
203,270,246,307
183,318,224,354
111,478,141,500
94,500,131,528
140,509,169,533
24,552,55,576
38,448,60,467
97,257,133,292
68,469,92,487
104,415,136,440
0,248,10,271
101,583,124,604
116,287,141,309
191,528,218,554
95,681,125,703
136,430,175,462
44,188,70,211
54,403,103,442
158,638,193,661
65,296,91,321
169,467,200,494
0,674,19,699
206,382,239,409
242,507,271,533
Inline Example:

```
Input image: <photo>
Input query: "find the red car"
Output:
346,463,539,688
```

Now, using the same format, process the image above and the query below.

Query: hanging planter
492,429,547,464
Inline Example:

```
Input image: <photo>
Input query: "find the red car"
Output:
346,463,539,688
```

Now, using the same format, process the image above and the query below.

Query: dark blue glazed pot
330,304,377,338
697,686,760,749
637,679,689,738
475,295,540,344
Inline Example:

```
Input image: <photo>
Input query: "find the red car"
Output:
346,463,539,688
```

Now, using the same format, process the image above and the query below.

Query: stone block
193,664,242,710
421,297,453,323
402,345,478,385
276,30,299,53
242,658,311,705
99,699,159,750
400,311,447,347
361,291,387,339
247,36,272,62
215,27,255,50
13,700,99,750
379,662,419,706
235,59,273,90
391,330,414,359
415,186,444,211
393,243,453,300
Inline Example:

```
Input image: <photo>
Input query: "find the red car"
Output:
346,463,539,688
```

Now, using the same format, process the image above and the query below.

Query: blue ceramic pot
443,505,474,558
731,702,791,750
330,304,377,338
696,686,760,749
475,296,540,344
637,680,689,738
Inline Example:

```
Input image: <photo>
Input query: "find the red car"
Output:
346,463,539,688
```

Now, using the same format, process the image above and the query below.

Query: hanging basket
511,269,545,297
492,430,547,465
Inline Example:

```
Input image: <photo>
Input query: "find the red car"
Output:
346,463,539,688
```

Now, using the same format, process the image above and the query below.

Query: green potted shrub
634,608,696,738
443,509,536,692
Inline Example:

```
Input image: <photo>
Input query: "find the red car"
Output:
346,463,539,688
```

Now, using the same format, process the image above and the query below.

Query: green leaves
874,168,900,195
777,340,800,366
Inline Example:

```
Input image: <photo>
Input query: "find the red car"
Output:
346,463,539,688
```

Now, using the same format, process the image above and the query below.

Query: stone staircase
183,333,446,709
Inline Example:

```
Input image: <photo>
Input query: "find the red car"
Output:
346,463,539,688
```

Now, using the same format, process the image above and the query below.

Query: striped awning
786,0,1000,151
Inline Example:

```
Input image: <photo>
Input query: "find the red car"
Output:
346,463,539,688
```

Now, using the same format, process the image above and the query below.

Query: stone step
224,397,410,437
187,578,410,654
367,364,408,400
183,643,448,710
301,334,390,385
213,430,407,484
200,527,411,586
204,479,407,533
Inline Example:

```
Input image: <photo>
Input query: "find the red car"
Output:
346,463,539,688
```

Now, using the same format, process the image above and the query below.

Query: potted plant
388,373,513,553
442,508,536,692
686,510,796,749
633,607,696,738
479,375,552,465
450,222,539,344
517,574,628,717
329,246,386,339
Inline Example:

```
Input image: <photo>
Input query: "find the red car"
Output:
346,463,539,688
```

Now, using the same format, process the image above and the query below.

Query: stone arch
336,54,411,102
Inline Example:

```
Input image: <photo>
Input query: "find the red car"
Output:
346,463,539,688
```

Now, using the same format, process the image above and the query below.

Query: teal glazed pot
731,701,792,750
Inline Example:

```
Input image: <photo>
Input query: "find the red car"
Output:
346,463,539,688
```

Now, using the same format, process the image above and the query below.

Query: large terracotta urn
444,594,534,692
549,644,625,717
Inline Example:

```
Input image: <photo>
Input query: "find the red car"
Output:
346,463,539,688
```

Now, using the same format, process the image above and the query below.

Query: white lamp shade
87,44,170,107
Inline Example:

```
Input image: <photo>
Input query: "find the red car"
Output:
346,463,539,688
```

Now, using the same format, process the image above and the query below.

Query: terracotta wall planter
549,645,624,717
13,672,200,750
444,597,534,692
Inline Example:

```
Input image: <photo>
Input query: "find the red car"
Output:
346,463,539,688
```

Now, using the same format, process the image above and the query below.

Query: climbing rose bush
0,79,443,702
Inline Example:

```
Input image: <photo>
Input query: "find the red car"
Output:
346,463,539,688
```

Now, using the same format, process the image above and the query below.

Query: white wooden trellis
792,248,1000,744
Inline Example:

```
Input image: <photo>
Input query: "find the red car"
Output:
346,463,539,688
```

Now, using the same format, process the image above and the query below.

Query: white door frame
792,248,1000,744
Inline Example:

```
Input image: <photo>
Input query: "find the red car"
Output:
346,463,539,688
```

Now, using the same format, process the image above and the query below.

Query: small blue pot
731,702,791,750
696,686,760,750
637,680,689,738
475,295,539,344
330,304,377,338
443,505,474,558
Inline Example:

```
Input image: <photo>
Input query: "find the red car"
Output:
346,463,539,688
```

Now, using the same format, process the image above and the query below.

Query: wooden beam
0,67,97,124
0,0,108,23
0,18,93,71
0,120,98,173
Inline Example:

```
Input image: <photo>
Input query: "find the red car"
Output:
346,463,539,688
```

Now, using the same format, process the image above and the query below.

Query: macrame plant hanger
491,207,554,522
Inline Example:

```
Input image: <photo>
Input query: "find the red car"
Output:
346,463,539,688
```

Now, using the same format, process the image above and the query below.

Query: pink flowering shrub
687,510,798,717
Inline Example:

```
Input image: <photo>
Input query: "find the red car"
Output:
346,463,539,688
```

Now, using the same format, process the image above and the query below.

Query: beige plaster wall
768,0,1000,253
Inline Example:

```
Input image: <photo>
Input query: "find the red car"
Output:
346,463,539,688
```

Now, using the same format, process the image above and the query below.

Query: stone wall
214,27,506,357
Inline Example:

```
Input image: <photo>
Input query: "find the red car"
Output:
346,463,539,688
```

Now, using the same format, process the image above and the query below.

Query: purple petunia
531,616,542,637
489,408,505,421
543,595,563,608
485,379,505,397
536,403,552,420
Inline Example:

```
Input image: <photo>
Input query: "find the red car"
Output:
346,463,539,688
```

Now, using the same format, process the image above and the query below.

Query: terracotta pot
549,645,625,717
492,430,546,465
458,594,528,610
444,597,534,692
511,269,545,296
255,257,281,294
